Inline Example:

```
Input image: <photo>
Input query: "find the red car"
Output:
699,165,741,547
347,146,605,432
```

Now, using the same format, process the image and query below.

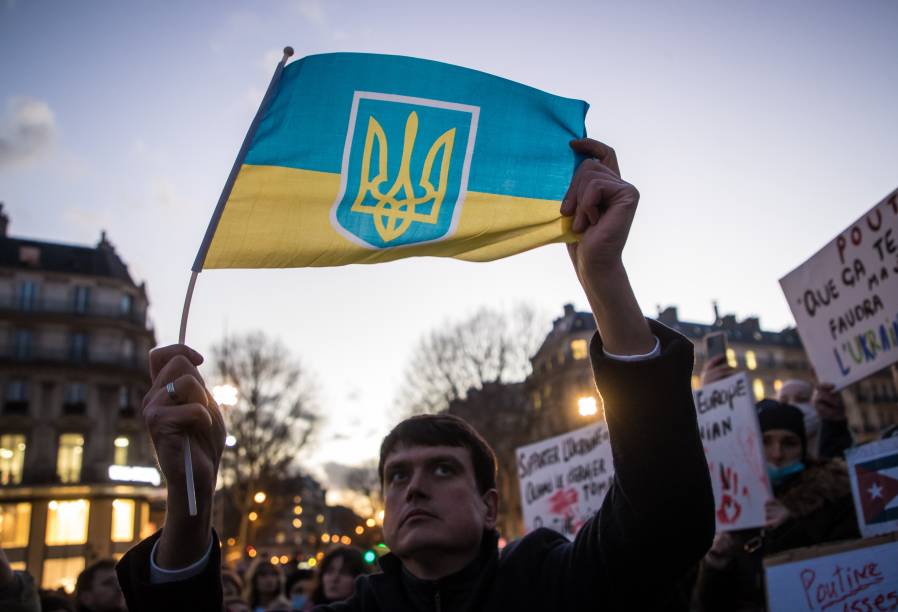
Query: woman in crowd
694,399,859,611
284,569,315,611
310,547,366,606
242,557,291,612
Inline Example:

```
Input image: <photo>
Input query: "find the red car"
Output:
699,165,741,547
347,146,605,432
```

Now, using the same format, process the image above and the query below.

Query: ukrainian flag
197,52,588,269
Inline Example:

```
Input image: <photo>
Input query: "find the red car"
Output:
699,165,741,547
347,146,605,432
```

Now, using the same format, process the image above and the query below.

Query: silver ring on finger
165,381,180,403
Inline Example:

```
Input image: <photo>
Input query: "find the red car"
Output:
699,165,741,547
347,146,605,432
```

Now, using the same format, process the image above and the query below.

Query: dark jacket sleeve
115,529,223,612
818,418,853,458
533,319,715,610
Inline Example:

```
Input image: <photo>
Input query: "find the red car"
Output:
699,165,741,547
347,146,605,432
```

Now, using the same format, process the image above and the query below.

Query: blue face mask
291,594,307,609
767,461,805,486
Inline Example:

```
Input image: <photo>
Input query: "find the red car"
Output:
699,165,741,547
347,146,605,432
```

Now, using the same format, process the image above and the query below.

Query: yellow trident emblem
351,111,456,243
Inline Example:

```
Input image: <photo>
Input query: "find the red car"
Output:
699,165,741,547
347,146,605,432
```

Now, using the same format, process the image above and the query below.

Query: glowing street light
355,526,364,535
212,384,238,407
254,491,267,504
225,435,237,447
578,396,598,417
366,518,376,528
248,511,259,522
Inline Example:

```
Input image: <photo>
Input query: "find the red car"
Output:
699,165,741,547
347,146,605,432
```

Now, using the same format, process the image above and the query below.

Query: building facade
0,205,160,593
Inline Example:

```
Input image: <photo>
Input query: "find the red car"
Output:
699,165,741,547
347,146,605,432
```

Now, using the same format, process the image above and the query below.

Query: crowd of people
0,137,891,611
0,545,369,612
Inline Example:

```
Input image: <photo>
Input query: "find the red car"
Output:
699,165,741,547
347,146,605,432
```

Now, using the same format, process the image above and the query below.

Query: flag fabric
854,454,898,525
198,52,588,269
846,437,898,537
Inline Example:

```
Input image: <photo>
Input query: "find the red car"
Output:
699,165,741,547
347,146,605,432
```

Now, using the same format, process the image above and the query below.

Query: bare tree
324,460,383,519
398,304,547,416
211,331,319,549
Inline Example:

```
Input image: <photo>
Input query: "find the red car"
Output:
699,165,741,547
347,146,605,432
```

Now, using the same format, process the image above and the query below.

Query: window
726,348,738,369
45,499,89,546
118,386,130,412
0,434,26,485
532,393,542,411
73,286,90,314
63,384,87,415
41,556,85,594
691,375,701,390
745,350,757,370
122,338,134,360
13,330,31,360
4,380,28,415
18,281,37,311
18,246,40,267
111,499,135,542
753,378,766,401
70,333,88,362
773,379,783,394
113,436,129,466
120,294,133,315
570,339,588,360
0,502,31,547
56,434,84,483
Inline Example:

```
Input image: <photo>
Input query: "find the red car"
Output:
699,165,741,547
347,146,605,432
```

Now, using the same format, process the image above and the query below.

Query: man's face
80,567,126,612
382,444,497,560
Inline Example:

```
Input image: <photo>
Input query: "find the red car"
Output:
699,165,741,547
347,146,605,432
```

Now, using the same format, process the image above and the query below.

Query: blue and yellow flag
196,52,588,269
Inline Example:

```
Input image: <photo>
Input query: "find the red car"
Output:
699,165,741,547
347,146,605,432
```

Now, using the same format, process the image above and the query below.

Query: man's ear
481,489,499,529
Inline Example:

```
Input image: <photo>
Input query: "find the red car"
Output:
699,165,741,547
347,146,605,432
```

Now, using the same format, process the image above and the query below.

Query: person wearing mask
243,558,291,612
285,569,315,610
778,379,853,458
310,548,365,607
701,360,853,459
75,559,127,612
115,137,715,611
694,400,859,611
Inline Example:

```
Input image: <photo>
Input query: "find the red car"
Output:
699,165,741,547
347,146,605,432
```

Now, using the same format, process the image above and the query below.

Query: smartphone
704,332,728,363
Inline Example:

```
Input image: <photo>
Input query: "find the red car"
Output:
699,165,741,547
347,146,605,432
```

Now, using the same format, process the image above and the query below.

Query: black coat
117,320,715,612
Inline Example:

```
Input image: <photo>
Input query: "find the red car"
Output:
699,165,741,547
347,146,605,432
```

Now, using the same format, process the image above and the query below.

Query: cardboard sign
695,373,772,531
516,423,614,539
780,188,898,389
764,534,898,612
846,436,898,538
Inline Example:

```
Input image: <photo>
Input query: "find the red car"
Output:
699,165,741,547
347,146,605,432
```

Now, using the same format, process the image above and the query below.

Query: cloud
295,0,327,28
0,97,56,168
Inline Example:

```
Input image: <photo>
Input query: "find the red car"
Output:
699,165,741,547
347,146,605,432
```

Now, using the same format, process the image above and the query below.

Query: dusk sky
2,0,897,489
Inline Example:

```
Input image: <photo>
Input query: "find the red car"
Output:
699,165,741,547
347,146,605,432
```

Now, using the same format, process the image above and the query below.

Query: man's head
378,414,498,569
75,559,126,612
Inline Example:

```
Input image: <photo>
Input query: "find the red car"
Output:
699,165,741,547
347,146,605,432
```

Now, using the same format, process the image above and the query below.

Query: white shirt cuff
603,336,661,362
149,536,213,584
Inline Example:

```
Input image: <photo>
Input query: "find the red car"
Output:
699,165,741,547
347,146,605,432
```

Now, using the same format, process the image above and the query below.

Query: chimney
712,300,720,324
0,203,8,237
563,303,575,317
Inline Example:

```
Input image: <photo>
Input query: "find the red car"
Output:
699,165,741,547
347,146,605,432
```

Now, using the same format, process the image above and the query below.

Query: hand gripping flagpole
177,46,294,516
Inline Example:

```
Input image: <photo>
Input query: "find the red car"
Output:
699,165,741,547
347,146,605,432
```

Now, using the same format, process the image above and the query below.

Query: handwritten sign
695,373,771,531
516,423,614,539
780,188,898,389
846,436,898,538
764,534,898,612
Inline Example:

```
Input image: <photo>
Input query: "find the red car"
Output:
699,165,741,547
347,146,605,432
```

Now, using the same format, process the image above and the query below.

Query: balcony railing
0,296,147,326
0,344,146,372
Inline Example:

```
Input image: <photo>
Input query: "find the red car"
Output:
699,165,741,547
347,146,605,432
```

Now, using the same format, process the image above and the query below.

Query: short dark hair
378,414,497,495
75,559,117,609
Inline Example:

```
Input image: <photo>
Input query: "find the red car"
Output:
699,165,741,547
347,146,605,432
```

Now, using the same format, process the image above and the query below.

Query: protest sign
846,436,898,538
695,373,771,531
516,423,614,539
764,533,898,612
780,188,898,389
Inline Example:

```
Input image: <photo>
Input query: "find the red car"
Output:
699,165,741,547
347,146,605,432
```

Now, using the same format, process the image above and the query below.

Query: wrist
156,486,213,569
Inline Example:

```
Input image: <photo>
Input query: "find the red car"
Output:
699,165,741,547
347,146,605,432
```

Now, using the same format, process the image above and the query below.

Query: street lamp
578,396,598,417
212,384,239,407
254,491,267,504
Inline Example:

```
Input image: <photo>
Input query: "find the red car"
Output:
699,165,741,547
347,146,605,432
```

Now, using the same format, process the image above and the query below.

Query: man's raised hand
142,344,225,568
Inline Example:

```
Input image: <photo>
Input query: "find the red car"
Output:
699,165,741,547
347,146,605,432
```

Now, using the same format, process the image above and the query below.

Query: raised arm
115,345,226,612
538,139,714,608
